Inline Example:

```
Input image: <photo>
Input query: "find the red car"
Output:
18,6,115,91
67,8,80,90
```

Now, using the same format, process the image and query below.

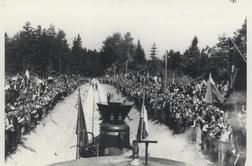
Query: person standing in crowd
218,123,233,166
107,93,112,103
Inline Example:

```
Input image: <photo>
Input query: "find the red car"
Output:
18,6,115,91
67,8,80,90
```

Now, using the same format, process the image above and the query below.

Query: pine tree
182,36,201,78
55,29,70,74
18,21,35,72
148,43,162,75
71,34,83,74
131,39,146,70
100,32,122,71
150,43,158,60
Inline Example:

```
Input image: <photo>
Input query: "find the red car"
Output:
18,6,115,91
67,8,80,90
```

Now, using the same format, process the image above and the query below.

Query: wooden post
145,142,149,165
96,141,99,157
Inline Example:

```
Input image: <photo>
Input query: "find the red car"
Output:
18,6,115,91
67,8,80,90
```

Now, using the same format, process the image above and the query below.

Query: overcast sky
2,0,249,58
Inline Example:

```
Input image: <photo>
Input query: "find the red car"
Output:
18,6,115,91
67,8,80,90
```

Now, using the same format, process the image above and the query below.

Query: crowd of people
5,73,85,157
107,72,246,166
4,71,246,165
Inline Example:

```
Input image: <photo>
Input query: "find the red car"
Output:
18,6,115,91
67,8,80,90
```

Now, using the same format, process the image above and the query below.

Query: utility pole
113,64,116,78
59,42,62,75
125,60,128,74
125,51,130,74
164,50,168,92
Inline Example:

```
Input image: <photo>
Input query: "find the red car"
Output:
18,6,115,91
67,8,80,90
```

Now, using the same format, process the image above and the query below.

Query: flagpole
76,88,80,160
139,95,143,140
76,89,80,159
229,37,246,63
141,117,144,140
92,84,95,135
141,90,145,140
76,134,80,159
139,79,145,140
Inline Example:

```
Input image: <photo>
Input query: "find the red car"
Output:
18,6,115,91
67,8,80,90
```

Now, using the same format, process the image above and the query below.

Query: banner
136,94,149,140
76,89,88,145
204,73,225,104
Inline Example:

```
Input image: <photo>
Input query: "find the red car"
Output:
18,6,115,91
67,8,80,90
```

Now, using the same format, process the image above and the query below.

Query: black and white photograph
1,0,249,166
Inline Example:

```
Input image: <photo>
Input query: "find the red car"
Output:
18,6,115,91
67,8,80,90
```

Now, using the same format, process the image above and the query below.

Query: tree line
5,22,146,77
5,22,102,76
5,19,246,82
147,19,246,83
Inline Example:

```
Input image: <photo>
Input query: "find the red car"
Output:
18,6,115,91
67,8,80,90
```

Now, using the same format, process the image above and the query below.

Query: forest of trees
5,22,102,76
5,23,146,77
146,19,246,82
5,19,246,82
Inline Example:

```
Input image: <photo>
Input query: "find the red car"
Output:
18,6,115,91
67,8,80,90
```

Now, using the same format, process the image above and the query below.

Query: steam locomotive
50,88,193,166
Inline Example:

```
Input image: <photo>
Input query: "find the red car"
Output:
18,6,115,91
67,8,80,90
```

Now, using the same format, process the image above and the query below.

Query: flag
172,73,175,84
136,94,149,140
23,69,31,87
76,89,88,145
204,73,225,104
18,69,33,99
25,70,30,79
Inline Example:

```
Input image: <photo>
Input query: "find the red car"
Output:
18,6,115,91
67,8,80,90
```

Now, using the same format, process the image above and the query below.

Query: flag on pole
172,73,175,84
24,69,31,87
136,94,149,140
25,69,30,79
76,89,88,145
204,73,225,104
18,70,32,100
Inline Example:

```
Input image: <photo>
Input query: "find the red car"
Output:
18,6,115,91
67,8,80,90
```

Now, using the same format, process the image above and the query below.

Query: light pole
59,40,63,75
164,50,168,92
125,60,128,74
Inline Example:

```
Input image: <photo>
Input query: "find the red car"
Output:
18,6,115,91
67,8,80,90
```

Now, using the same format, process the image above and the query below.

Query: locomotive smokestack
97,102,133,124
97,102,134,155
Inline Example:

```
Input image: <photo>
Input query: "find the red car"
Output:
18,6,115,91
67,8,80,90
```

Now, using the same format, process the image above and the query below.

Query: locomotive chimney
97,102,133,156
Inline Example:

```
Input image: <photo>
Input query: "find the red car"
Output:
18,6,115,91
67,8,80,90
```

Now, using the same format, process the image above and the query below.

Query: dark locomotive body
80,102,133,157
51,91,194,166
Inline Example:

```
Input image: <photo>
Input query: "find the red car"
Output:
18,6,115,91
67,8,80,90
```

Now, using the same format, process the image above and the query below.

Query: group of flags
18,69,46,100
